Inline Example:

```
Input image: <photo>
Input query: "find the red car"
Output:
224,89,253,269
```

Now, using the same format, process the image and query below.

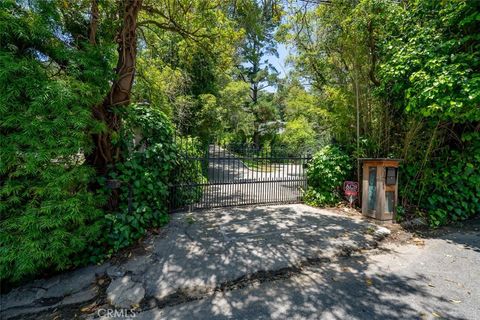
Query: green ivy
304,145,352,207
101,105,177,252
400,133,480,227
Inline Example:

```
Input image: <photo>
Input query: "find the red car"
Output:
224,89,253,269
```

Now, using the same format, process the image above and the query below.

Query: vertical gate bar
240,143,243,207
285,151,289,203
242,144,245,206
216,144,220,208
273,147,277,204
278,150,280,204
216,142,219,208
280,149,283,204
231,143,234,207
295,155,298,202
259,145,261,204
304,155,307,200
301,155,304,201
301,155,303,202
287,154,290,203
307,155,310,197
297,156,300,202
261,145,264,205
283,150,286,204
294,156,303,202
268,147,271,204
222,143,226,208
263,146,265,204
270,147,273,204
204,143,208,210
246,146,251,205
281,149,284,204
227,142,230,208
276,148,280,204
271,147,274,204
209,143,212,209
207,143,211,209
220,143,223,208
232,144,235,208
237,143,241,207
297,155,300,202
279,150,282,204
202,142,207,210
200,142,203,210
246,144,249,206
217,143,220,208
284,150,287,204
230,143,234,208
257,146,260,204
245,144,248,206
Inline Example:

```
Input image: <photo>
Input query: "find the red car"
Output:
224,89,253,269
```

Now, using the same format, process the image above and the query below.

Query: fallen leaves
413,237,425,246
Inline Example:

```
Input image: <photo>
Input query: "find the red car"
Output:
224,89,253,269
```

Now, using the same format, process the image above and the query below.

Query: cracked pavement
1,204,479,320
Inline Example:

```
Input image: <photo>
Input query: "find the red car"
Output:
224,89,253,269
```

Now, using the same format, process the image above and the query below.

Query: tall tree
87,0,142,180
230,0,282,145
85,0,234,208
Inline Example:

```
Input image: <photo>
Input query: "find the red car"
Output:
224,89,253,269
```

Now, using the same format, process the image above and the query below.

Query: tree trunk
87,0,142,211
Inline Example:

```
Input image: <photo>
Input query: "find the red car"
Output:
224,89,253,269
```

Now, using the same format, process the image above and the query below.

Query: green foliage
0,1,108,283
284,0,479,225
102,105,176,252
400,134,480,227
304,146,352,206
278,117,317,155
233,0,282,93
377,0,480,225
134,0,239,138
378,0,480,123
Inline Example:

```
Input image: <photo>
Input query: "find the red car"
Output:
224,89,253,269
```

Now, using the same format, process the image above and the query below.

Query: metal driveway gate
168,141,311,212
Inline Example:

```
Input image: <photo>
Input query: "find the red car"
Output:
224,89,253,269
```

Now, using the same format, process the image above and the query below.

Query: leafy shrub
400,134,480,227
304,145,352,206
102,105,176,252
0,6,108,282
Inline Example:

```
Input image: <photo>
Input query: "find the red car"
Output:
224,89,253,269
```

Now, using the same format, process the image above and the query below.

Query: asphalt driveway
1,205,479,320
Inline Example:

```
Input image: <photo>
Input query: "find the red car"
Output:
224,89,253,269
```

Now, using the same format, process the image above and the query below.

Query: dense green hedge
0,11,106,282
304,145,352,207
400,134,480,227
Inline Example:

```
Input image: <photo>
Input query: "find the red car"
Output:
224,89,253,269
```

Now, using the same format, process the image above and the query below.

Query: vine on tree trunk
87,0,142,210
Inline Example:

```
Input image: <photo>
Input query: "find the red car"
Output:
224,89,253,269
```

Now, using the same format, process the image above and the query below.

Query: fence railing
168,140,311,212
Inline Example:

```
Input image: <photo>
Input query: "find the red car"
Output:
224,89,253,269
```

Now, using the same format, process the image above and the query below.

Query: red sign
343,181,359,197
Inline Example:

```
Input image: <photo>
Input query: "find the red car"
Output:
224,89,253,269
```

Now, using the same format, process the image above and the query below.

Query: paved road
152,225,480,320
2,206,478,320
1,205,384,319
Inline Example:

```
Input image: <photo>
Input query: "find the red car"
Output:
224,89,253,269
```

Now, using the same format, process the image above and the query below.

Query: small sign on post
343,181,359,207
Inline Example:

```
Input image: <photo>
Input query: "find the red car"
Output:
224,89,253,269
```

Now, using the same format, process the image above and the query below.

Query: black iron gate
168,141,311,212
